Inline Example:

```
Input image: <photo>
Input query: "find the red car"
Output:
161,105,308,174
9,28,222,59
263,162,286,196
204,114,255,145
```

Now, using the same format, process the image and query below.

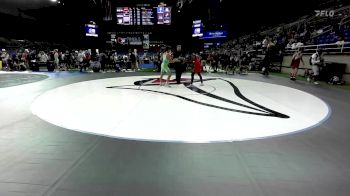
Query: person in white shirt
78,50,85,63
1,49,10,70
78,50,86,72
335,36,345,47
112,52,118,63
53,49,59,69
296,42,304,48
262,37,269,48
134,49,140,70
39,51,49,63
310,49,324,85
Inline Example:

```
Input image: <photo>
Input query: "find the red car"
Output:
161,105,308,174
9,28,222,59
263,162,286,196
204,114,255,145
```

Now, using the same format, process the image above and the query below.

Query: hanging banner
143,34,150,49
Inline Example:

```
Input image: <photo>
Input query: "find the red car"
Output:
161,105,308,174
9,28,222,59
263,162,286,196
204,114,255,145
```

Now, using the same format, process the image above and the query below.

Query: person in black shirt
261,42,275,75
173,49,186,84
212,52,219,73
153,52,162,73
99,51,108,72
129,49,137,71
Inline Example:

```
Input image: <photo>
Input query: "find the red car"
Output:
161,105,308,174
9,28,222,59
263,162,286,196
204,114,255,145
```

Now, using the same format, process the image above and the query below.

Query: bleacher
317,33,338,44
222,4,350,52
316,28,350,44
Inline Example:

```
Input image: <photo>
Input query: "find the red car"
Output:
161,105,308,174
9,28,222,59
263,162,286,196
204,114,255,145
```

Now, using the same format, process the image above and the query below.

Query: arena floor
0,71,349,196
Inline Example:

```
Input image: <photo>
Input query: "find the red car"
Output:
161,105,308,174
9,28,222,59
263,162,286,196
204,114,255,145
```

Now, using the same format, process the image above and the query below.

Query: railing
280,5,350,37
225,5,350,52
284,42,350,54
334,4,350,14
284,18,307,30
340,15,350,26
260,26,279,36
259,17,308,36
310,25,333,39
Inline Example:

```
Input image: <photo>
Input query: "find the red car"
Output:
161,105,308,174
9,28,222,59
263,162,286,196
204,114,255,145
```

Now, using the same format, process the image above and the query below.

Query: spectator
99,51,108,72
78,50,86,72
53,49,59,70
90,56,101,72
129,49,137,71
211,52,219,73
287,40,294,49
1,49,10,71
291,41,304,50
261,41,274,76
59,51,66,70
262,37,269,49
65,51,73,69
21,49,29,69
134,49,140,70
335,35,345,46
39,51,49,63
10,50,19,71
84,51,91,68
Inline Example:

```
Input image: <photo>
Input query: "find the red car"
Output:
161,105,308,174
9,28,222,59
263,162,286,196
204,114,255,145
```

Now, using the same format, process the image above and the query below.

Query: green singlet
161,53,171,74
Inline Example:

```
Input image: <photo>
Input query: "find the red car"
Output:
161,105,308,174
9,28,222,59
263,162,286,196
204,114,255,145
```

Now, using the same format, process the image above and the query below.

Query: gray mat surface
0,72,349,196
0,73,48,88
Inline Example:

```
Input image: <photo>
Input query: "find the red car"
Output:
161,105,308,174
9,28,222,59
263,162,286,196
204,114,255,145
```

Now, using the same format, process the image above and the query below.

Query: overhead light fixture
50,0,57,2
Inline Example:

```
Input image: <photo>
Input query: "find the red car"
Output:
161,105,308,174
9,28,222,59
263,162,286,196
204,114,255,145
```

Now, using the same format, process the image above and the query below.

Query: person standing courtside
310,49,324,85
134,49,140,70
261,40,275,75
1,49,10,71
129,49,137,72
99,51,108,72
53,49,59,70
78,50,86,72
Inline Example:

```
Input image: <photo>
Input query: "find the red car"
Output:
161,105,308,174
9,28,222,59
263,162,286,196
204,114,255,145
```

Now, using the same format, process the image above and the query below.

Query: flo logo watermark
315,10,335,17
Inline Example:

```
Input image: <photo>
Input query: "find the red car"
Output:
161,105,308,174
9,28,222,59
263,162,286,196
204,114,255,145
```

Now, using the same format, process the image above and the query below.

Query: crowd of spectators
195,5,350,76
1,5,349,77
0,47,165,73
220,5,350,54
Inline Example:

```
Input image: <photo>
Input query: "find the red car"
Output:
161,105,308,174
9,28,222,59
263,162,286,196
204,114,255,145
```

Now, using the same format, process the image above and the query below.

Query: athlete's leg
160,73,164,85
198,73,203,84
191,72,195,84
166,71,172,84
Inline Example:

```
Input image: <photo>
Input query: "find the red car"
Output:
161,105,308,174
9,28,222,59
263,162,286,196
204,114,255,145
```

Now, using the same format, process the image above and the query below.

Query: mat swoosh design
107,78,289,119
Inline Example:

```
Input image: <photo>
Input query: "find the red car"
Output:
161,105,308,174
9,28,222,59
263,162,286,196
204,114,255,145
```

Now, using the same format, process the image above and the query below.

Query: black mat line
184,79,270,114
219,78,289,118
107,78,289,118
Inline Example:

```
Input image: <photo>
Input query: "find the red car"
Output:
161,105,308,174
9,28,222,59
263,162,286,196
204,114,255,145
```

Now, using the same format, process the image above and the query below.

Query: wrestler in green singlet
161,52,171,74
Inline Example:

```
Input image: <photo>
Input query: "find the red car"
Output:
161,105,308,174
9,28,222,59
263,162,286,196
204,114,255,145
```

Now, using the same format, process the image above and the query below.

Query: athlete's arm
167,53,173,63
300,54,305,65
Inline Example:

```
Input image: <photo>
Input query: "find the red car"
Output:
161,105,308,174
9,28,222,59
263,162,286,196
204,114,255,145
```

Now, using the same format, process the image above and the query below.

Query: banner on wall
128,37,143,45
143,34,150,49
199,30,228,39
